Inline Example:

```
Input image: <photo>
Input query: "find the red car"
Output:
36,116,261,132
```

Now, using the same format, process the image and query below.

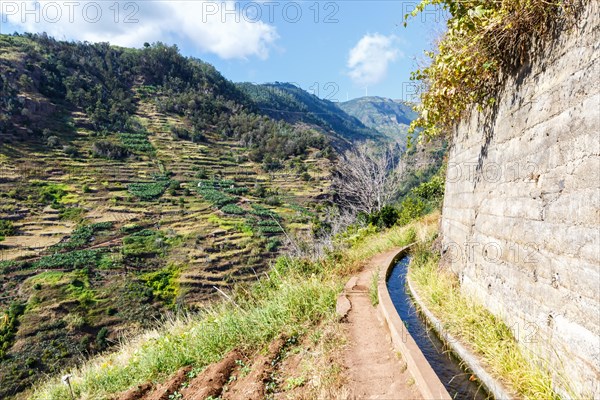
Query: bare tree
333,142,404,215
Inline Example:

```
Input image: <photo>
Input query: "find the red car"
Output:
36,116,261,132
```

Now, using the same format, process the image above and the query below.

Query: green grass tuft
369,270,379,307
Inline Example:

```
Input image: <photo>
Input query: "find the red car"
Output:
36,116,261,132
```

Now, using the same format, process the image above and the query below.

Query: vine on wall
407,0,584,138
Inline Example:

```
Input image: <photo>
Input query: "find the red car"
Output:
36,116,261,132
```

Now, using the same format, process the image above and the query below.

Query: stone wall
440,2,599,397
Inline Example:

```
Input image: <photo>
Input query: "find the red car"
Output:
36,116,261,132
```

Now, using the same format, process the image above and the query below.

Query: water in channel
386,256,492,400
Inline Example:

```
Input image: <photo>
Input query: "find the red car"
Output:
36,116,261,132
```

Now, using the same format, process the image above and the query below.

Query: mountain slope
237,82,383,147
337,97,417,146
0,33,332,398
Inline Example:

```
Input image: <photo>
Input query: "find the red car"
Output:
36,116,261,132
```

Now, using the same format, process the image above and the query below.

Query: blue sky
0,1,446,100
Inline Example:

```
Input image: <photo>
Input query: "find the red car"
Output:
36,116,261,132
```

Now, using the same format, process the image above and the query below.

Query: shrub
266,238,281,252
92,141,130,160
95,327,109,350
0,220,15,237
250,204,280,219
63,145,79,157
194,168,208,179
0,302,26,359
122,230,167,258
36,183,69,204
411,175,444,204
51,222,113,251
252,184,267,198
119,132,154,154
264,196,281,206
141,266,180,305
262,158,283,172
398,197,426,226
46,136,60,147
197,188,237,208
368,205,399,228
58,207,85,222
33,250,102,269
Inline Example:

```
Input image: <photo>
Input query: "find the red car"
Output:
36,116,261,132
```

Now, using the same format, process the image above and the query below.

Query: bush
92,141,130,160
250,204,280,219
264,196,281,206
194,168,208,179
266,238,281,252
171,126,205,143
411,175,444,204
141,266,180,305
253,184,267,198
262,158,283,172
368,205,399,228
0,220,15,237
398,197,426,226
197,188,237,208
119,132,154,154
33,250,103,269
58,207,85,222
95,327,109,350
51,222,113,251
406,0,580,137
63,145,79,157
36,183,69,204
122,230,167,258
46,136,60,147
0,302,26,359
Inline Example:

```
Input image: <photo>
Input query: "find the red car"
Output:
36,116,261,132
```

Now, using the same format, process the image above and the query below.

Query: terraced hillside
0,34,333,398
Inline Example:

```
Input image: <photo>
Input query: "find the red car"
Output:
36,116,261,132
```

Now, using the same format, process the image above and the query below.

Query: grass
31,257,339,400
31,215,432,400
408,240,575,400
334,212,432,276
369,270,379,307
21,203,447,400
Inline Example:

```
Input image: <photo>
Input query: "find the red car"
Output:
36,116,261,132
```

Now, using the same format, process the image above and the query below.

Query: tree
333,142,404,215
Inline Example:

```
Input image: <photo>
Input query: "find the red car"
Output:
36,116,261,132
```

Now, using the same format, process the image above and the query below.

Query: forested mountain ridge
0,33,336,398
337,96,417,147
237,82,384,147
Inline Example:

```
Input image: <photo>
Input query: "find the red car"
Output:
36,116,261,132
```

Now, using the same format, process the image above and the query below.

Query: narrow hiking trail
341,248,422,399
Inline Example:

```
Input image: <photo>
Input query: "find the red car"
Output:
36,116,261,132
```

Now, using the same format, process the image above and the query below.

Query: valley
0,33,365,397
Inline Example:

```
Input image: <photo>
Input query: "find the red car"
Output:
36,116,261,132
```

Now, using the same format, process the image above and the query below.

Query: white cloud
347,33,401,86
1,1,278,60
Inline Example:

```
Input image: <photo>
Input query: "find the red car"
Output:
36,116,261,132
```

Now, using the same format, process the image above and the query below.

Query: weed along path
340,248,422,399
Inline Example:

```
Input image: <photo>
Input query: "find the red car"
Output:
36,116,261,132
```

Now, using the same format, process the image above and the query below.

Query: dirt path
342,248,422,400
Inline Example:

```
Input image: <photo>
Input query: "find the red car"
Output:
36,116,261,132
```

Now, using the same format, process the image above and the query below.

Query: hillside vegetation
0,33,341,397
406,0,585,137
30,211,440,400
